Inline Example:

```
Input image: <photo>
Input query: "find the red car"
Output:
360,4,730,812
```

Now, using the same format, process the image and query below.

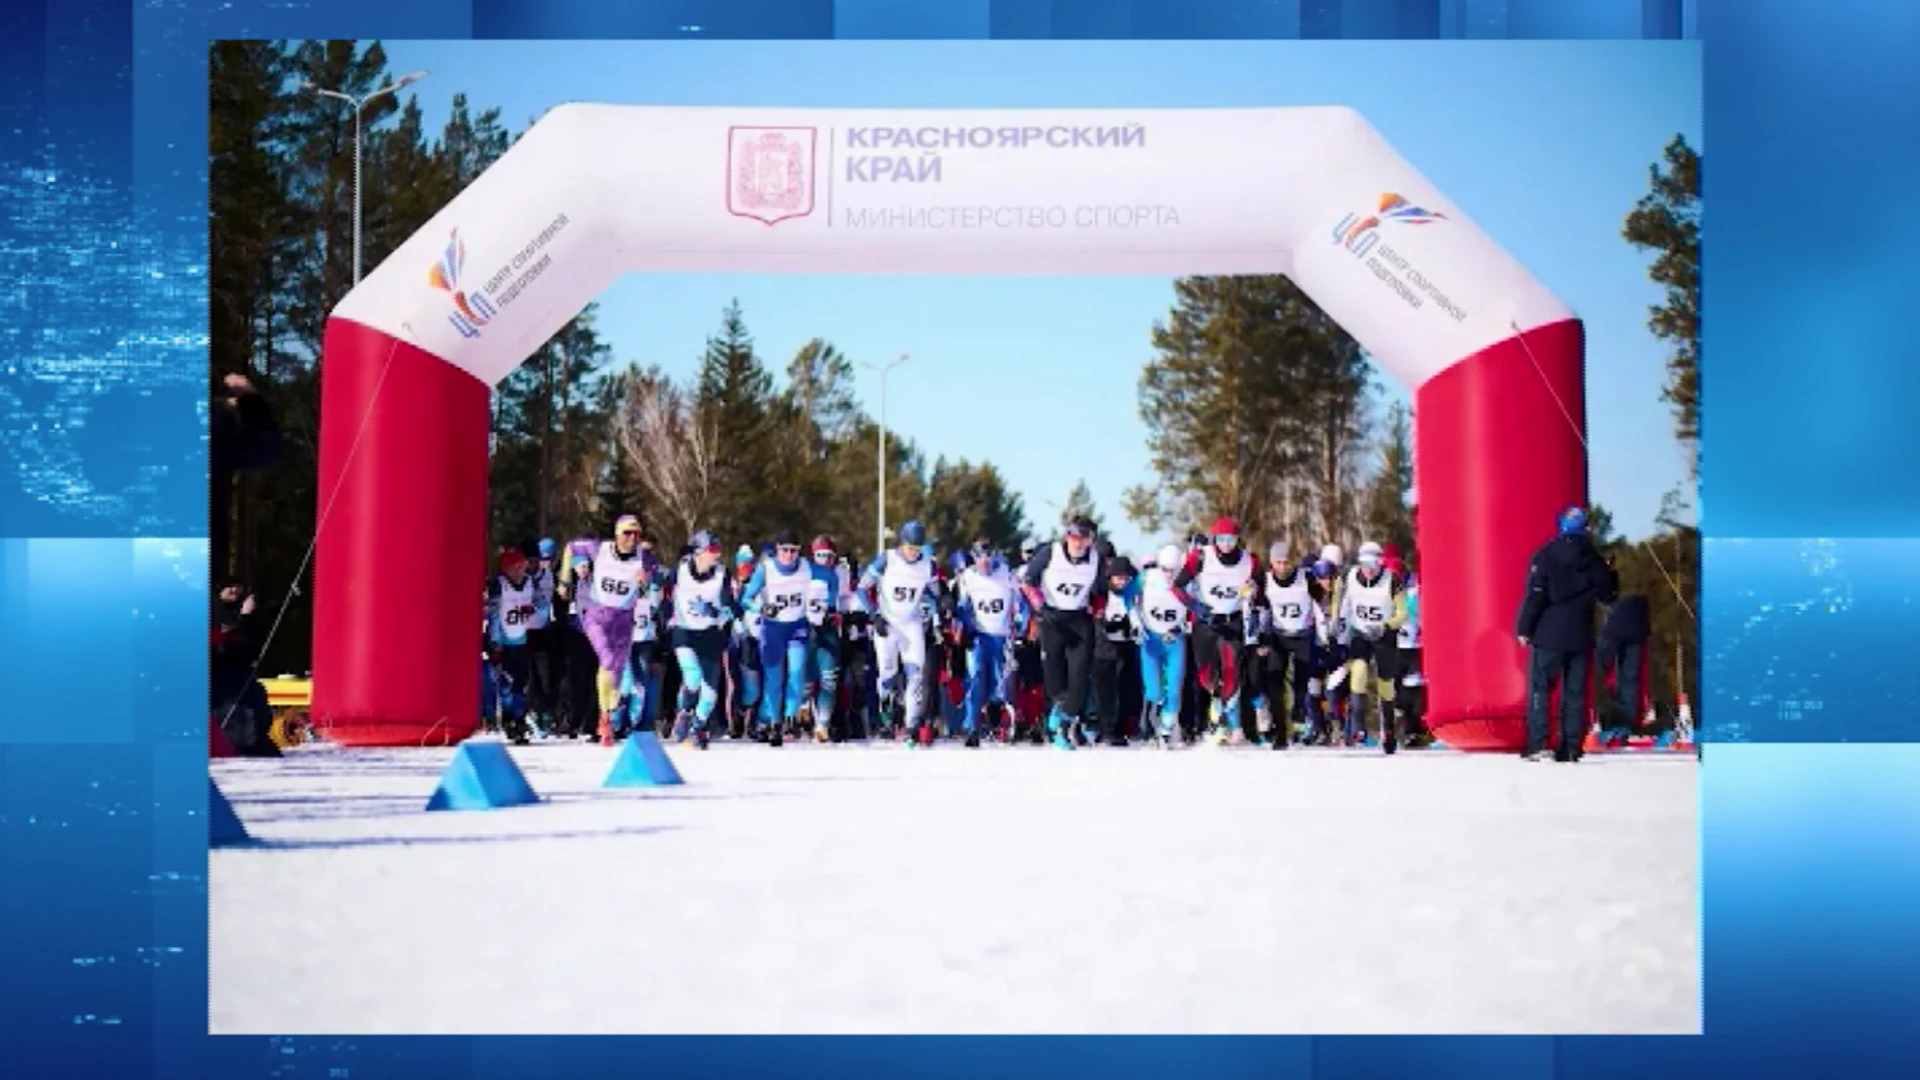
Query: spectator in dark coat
210,373,280,584
1597,593,1653,741
210,579,277,756
1515,506,1619,761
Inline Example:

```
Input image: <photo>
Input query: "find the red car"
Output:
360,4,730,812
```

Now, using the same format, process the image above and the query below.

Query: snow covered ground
209,738,1698,1035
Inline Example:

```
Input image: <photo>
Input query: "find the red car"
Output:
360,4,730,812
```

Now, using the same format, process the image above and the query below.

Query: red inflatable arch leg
1415,318,1587,751
311,318,490,747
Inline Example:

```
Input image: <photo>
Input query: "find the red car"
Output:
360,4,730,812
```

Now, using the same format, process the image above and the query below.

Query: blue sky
373,40,1699,555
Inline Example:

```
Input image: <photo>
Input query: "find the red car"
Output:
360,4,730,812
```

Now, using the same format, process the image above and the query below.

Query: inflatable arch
313,105,1584,751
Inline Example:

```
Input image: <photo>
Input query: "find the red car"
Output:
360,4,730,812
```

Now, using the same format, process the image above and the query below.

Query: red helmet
1211,516,1240,538
811,534,837,554
499,548,528,574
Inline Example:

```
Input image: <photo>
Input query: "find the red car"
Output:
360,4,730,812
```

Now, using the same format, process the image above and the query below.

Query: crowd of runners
484,514,1434,753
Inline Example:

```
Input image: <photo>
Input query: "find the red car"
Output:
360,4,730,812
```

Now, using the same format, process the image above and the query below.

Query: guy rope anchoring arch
311,105,1584,751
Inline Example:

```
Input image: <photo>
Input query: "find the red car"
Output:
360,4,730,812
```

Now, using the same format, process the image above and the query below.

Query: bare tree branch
614,370,718,545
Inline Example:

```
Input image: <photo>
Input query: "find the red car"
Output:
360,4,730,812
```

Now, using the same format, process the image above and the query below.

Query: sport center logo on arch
1333,192,1446,256
427,229,494,337
426,214,573,339
1333,192,1469,323
727,126,818,226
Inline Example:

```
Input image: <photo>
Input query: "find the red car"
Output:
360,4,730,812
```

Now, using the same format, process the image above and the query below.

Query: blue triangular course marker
209,778,250,847
604,731,684,788
425,741,540,812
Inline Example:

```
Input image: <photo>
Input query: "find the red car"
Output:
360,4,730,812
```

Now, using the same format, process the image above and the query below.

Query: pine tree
488,307,608,546
823,417,927,565
1618,134,1702,725
362,94,449,271
210,40,299,589
1586,503,1622,552
436,91,515,190
210,41,295,385
1361,401,1416,556
1061,479,1105,538
923,459,1032,554
594,379,645,536
284,40,403,353
695,300,780,542
1624,134,1701,482
1127,275,1370,548
776,338,859,536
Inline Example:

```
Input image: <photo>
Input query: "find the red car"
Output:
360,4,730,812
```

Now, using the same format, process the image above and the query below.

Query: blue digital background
3,1,1918,1077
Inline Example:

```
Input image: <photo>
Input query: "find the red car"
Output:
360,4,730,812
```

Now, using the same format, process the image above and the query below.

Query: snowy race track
210,739,1698,1035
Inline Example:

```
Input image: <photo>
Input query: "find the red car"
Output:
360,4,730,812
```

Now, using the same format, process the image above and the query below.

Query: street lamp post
861,353,910,559
302,69,431,285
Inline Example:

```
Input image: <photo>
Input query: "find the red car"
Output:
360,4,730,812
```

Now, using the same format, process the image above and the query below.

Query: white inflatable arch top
314,105,1587,751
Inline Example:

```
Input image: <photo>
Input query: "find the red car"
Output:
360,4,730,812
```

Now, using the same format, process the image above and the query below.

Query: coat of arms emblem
726,127,817,226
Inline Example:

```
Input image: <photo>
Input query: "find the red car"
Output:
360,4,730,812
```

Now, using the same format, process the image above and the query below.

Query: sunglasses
1214,534,1239,545
812,550,835,561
